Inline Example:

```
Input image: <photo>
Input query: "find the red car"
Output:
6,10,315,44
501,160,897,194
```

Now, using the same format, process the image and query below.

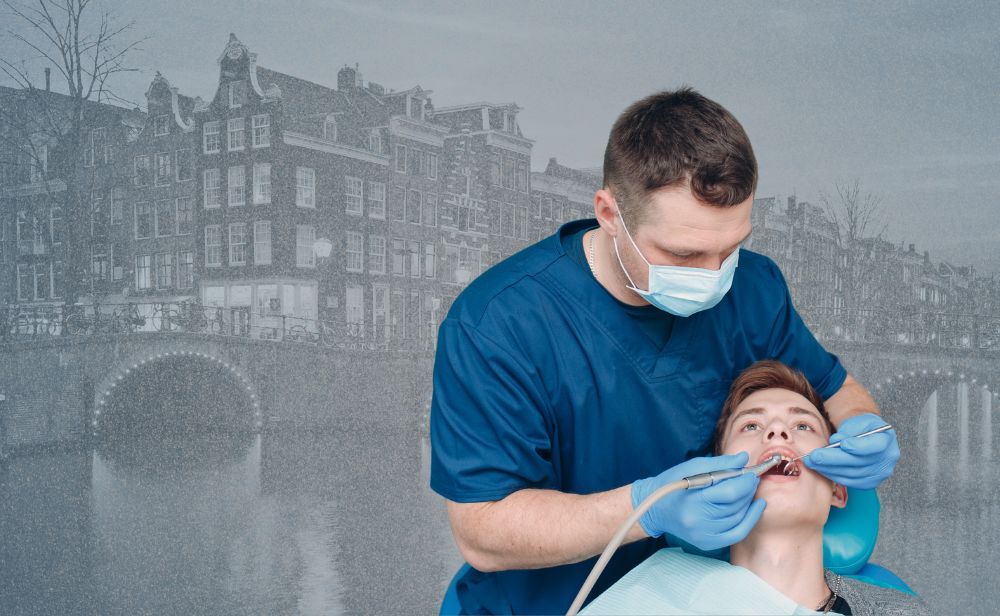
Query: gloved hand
631,451,766,551
802,413,899,490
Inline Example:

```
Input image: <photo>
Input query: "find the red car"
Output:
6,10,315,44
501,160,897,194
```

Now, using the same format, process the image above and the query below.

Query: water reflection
0,424,461,615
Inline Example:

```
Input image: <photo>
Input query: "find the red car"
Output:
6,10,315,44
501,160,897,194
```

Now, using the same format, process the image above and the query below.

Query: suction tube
565,454,782,616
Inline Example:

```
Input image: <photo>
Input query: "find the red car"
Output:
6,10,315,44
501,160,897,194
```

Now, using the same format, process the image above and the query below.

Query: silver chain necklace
819,573,841,614
587,229,598,279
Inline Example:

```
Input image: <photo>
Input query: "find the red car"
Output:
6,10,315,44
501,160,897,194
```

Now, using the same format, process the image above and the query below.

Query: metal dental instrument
783,423,894,474
566,454,783,616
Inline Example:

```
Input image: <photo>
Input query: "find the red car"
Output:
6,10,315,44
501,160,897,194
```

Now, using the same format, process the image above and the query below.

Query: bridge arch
93,349,261,437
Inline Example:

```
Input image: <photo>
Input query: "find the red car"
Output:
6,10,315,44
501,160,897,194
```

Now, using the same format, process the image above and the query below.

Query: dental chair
439,488,913,615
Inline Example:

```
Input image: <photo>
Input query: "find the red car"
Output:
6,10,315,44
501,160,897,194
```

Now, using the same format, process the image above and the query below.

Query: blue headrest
665,488,879,574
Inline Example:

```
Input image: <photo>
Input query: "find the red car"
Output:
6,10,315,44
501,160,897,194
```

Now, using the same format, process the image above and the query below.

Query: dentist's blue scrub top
430,219,847,615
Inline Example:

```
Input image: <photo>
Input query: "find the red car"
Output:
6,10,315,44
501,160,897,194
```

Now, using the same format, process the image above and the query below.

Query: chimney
44,67,50,91
338,64,362,91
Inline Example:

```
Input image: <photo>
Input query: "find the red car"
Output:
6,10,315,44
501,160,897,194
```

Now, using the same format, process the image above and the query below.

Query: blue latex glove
802,413,899,490
631,451,766,551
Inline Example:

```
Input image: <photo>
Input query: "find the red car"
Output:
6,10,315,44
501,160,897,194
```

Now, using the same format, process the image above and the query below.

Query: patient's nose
765,425,790,441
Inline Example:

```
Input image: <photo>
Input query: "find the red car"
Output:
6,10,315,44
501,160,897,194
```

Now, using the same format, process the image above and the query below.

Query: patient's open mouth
762,456,800,477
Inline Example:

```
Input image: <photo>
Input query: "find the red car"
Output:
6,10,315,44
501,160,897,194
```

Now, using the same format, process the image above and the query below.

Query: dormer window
323,114,338,141
228,80,246,108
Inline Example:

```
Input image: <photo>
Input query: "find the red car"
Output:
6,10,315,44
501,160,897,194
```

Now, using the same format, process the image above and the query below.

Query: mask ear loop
613,209,653,293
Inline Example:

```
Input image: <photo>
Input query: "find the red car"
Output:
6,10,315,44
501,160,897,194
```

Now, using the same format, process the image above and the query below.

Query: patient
583,360,929,615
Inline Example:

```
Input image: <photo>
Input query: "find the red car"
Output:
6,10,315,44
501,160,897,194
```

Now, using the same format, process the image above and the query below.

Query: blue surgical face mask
612,211,739,317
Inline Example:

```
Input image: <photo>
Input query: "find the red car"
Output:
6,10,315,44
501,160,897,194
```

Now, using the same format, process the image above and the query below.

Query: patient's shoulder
834,573,931,616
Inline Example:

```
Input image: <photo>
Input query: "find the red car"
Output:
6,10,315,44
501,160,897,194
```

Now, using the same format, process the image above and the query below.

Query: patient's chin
756,497,828,529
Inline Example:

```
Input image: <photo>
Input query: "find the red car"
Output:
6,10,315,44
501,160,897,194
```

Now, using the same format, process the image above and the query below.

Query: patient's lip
757,446,802,481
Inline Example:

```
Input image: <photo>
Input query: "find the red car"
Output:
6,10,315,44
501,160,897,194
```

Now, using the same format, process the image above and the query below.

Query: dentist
429,87,899,615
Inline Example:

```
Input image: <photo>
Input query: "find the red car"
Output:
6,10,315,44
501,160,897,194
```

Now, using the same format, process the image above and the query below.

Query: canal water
0,427,463,615
1,404,997,614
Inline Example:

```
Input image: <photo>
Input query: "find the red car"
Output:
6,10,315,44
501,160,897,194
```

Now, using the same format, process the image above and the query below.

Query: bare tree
0,0,145,307
820,179,888,245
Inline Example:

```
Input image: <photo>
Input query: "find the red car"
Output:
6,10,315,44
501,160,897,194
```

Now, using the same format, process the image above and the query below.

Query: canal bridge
0,304,435,454
2,303,999,502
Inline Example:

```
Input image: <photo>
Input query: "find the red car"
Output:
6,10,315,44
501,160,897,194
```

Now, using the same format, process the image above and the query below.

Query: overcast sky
4,1,998,272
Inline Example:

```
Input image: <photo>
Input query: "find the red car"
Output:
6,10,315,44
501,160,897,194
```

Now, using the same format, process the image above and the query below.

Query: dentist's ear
831,483,848,509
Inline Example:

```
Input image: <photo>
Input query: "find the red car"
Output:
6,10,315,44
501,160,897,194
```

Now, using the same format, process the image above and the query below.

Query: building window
228,80,246,108
253,163,271,204
177,251,193,289
427,152,438,179
323,114,337,140
408,240,420,277
296,225,315,268
252,114,270,147
110,187,125,224
346,285,364,328
407,189,421,224
175,149,193,182
296,167,315,208
228,117,245,151
345,176,363,215
204,169,221,208
155,199,174,237
133,154,150,186
346,231,363,272
50,207,62,245
391,238,405,276
204,225,222,267
423,193,437,227
135,254,152,290
254,221,271,266
155,252,173,288
394,144,406,172
368,129,382,154
203,121,220,153
518,205,528,239
424,243,436,278
134,202,152,239
367,181,386,219
391,186,405,221
409,148,423,175
516,162,527,192
369,235,385,274
502,156,515,189
502,202,515,237
543,196,553,220
176,197,193,235
228,166,245,206
154,114,170,136
154,152,171,186
92,252,108,282
229,223,246,265
489,200,501,235
490,159,500,186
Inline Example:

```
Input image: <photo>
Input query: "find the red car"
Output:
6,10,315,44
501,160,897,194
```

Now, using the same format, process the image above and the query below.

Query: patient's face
719,388,847,529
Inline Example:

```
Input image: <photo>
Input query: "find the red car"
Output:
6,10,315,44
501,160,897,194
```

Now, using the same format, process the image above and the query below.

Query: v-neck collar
539,219,697,382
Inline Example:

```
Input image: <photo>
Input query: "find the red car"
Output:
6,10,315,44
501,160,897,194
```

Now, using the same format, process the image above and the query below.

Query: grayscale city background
1,1,996,614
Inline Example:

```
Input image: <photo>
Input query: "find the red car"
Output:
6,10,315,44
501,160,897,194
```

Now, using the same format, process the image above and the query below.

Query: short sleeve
429,318,555,503
764,260,848,400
